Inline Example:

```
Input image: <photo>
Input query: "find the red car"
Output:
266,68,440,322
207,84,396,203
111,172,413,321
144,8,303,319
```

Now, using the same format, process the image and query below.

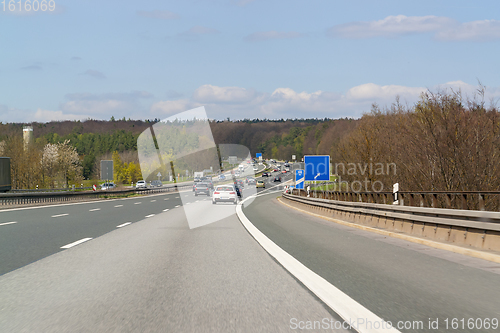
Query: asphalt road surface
242,192,500,332
1,168,350,332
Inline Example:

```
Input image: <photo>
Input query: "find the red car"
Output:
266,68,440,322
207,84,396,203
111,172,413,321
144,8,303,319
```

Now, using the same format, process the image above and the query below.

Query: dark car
247,178,256,185
151,180,163,187
262,172,270,177
235,179,244,188
194,182,211,196
273,176,281,182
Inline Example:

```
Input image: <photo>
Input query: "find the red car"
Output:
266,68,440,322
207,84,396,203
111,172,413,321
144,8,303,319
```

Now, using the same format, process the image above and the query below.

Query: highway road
242,190,500,332
6,162,497,332
2,165,349,332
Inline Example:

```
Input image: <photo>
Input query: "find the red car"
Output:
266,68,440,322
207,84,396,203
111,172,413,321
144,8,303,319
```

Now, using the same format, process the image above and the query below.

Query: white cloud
180,26,219,36
82,69,106,79
192,85,258,104
244,31,304,42
137,10,179,20
149,82,500,120
435,19,500,41
34,109,89,122
59,90,153,117
151,99,202,118
328,15,500,41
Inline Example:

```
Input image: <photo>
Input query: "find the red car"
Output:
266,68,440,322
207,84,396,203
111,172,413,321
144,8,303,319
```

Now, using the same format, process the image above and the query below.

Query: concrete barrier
282,193,500,253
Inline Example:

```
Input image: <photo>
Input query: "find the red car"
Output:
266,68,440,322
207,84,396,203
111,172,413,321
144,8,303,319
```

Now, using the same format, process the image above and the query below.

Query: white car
135,180,147,189
212,185,238,205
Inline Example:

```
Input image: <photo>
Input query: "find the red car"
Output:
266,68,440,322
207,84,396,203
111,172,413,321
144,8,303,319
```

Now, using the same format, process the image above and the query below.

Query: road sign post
295,169,305,189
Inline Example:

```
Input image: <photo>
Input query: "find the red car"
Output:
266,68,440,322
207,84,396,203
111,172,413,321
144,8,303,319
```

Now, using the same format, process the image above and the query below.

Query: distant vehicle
151,180,163,187
0,157,11,193
212,185,238,205
136,180,147,189
273,168,279,172
194,182,211,196
194,177,202,183
261,172,270,177
273,176,281,182
219,174,226,180
235,179,244,188
101,182,116,190
256,180,265,188
282,170,287,174
253,166,258,171
285,167,290,172
234,185,243,199
246,177,256,185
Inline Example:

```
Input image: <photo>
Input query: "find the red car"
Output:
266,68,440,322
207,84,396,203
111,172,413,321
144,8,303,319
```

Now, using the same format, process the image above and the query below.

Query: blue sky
1,0,500,122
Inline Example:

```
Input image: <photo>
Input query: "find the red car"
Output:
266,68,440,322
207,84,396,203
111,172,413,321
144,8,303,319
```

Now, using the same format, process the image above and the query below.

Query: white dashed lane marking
0,221,17,226
52,214,69,218
114,205,123,207
163,209,169,212
145,214,155,218
151,200,156,202
116,222,131,228
134,202,142,205
61,238,92,249
89,208,101,212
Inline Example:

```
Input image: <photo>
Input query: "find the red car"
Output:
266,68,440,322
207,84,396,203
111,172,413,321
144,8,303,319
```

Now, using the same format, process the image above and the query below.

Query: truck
0,157,11,193
194,171,204,179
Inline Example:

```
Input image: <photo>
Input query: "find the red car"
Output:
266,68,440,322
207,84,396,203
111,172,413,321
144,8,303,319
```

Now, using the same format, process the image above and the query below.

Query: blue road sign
256,153,262,158
295,169,305,189
304,155,330,181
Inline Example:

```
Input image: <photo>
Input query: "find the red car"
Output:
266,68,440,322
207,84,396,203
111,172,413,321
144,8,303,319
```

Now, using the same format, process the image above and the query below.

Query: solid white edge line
0,221,17,226
236,196,400,333
60,237,92,249
145,214,155,218
116,222,132,228
51,213,69,218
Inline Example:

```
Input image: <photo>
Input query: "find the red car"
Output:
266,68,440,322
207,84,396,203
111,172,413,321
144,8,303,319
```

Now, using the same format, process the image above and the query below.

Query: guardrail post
431,194,437,208
445,194,451,209
479,193,485,211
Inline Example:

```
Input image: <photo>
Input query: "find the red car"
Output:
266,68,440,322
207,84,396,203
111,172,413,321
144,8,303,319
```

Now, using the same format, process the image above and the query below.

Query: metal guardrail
294,189,500,212
285,192,500,231
0,182,193,207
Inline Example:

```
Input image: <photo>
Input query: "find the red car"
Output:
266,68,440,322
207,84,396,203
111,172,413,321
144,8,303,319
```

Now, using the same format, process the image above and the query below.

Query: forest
1,87,498,192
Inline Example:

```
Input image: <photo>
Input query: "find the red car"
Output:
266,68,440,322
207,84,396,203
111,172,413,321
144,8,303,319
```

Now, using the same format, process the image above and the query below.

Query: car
273,176,281,182
247,178,256,185
194,182,211,196
194,177,202,183
135,180,147,189
212,185,238,205
273,168,279,172
256,180,265,188
261,172,270,177
151,180,163,187
218,174,226,181
101,182,116,190
253,166,258,171
282,170,287,174
235,179,244,188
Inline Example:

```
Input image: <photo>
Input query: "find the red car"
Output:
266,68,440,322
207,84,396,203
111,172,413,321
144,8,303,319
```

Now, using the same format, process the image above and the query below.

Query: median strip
51,213,69,218
60,238,92,249
0,221,17,226
116,222,131,228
